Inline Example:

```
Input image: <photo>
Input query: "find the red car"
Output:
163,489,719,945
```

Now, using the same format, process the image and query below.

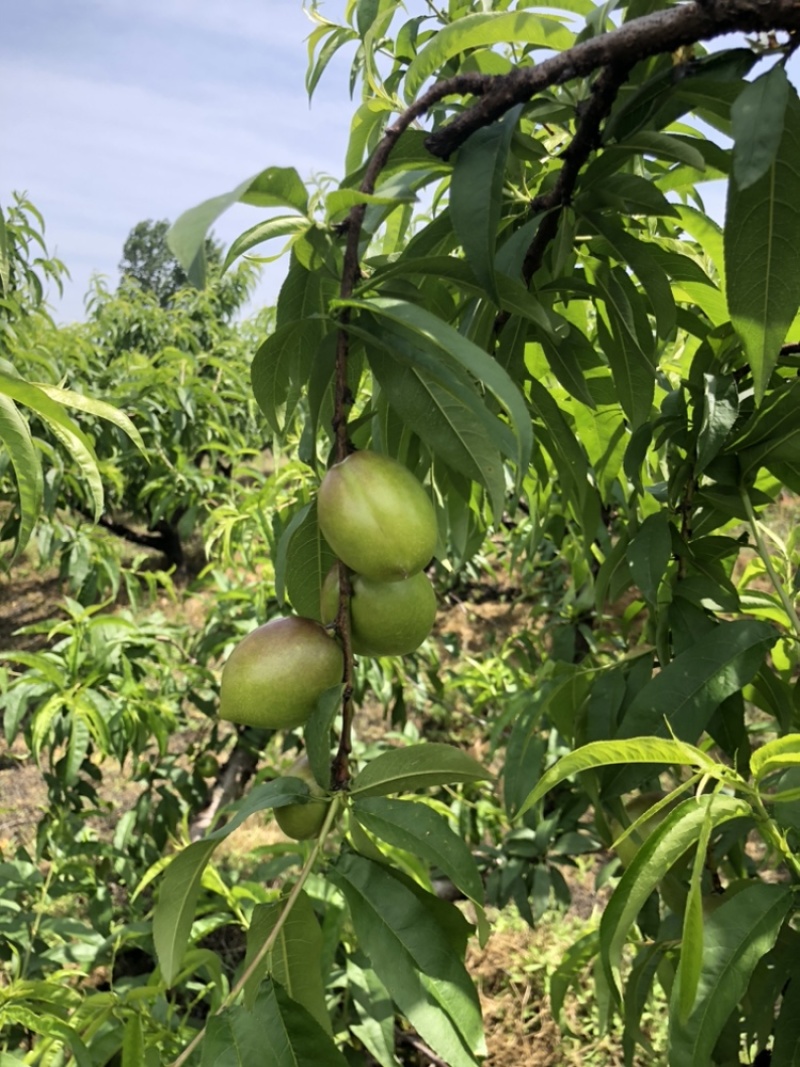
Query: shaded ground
0,565,64,651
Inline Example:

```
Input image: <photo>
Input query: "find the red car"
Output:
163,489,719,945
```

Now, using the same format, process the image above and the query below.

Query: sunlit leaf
0,393,42,554
404,12,574,102
600,794,753,1001
517,738,715,819
351,743,490,799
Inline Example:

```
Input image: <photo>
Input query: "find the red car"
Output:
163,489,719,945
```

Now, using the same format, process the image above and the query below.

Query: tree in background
118,218,222,308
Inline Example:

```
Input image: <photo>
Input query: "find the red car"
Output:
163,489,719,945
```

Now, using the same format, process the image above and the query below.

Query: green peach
220,617,342,731
275,756,329,840
317,451,437,581
321,566,436,656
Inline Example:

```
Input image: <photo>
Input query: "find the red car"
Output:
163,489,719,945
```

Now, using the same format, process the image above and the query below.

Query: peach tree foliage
150,1,800,1065
0,196,146,558
1,211,266,582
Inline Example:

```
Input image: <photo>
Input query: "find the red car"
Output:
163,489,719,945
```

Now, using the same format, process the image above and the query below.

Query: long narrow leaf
517,738,715,819
0,393,42,554
600,794,752,1002
668,883,792,1066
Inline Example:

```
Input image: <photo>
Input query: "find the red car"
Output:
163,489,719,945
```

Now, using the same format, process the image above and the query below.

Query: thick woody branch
425,0,800,160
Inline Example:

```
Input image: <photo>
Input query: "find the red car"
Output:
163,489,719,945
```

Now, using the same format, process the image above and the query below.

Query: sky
1,0,356,323
3,3,798,327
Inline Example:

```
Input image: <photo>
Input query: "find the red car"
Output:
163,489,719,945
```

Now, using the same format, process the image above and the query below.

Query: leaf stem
741,487,800,638
170,795,342,1067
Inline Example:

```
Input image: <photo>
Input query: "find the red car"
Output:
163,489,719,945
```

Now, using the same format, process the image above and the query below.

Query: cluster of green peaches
217,451,438,837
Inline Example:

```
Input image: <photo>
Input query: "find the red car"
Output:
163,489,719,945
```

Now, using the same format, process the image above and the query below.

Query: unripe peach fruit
317,451,437,581
220,617,342,730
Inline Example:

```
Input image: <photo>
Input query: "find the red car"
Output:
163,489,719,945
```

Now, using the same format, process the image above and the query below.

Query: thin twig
397,1030,451,1067
171,796,342,1067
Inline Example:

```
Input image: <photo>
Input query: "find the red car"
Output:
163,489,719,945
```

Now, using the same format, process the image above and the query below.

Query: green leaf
121,1015,144,1067
732,64,790,191
550,928,601,1023
222,215,310,273
773,969,800,1067
350,742,490,799
0,393,42,554
668,883,792,1066
276,253,338,330
725,85,800,402
65,712,90,785
607,129,708,172
330,853,484,1067
751,733,800,782
365,253,554,335
345,296,532,475
305,685,342,790
202,980,349,1067
169,167,309,285
403,12,574,102
623,941,670,1062
676,802,715,1020
584,172,679,220
696,373,738,474
616,619,776,742
353,796,485,907
359,324,508,516
516,738,715,819
0,206,9,296
346,957,399,1067
31,382,146,455
600,794,753,1002
306,24,359,100
153,778,312,984
587,213,676,339
604,49,755,142
274,503,310,609
0,369,104,520
325,186,417,218
153,839,218,988
244,891,329,1031
626,513,672,607
594,266,655,429
676,205,726,289
450,106,522,304
539,329,597,409
251,318,328,434
285,501,337,622
527,378,602,541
